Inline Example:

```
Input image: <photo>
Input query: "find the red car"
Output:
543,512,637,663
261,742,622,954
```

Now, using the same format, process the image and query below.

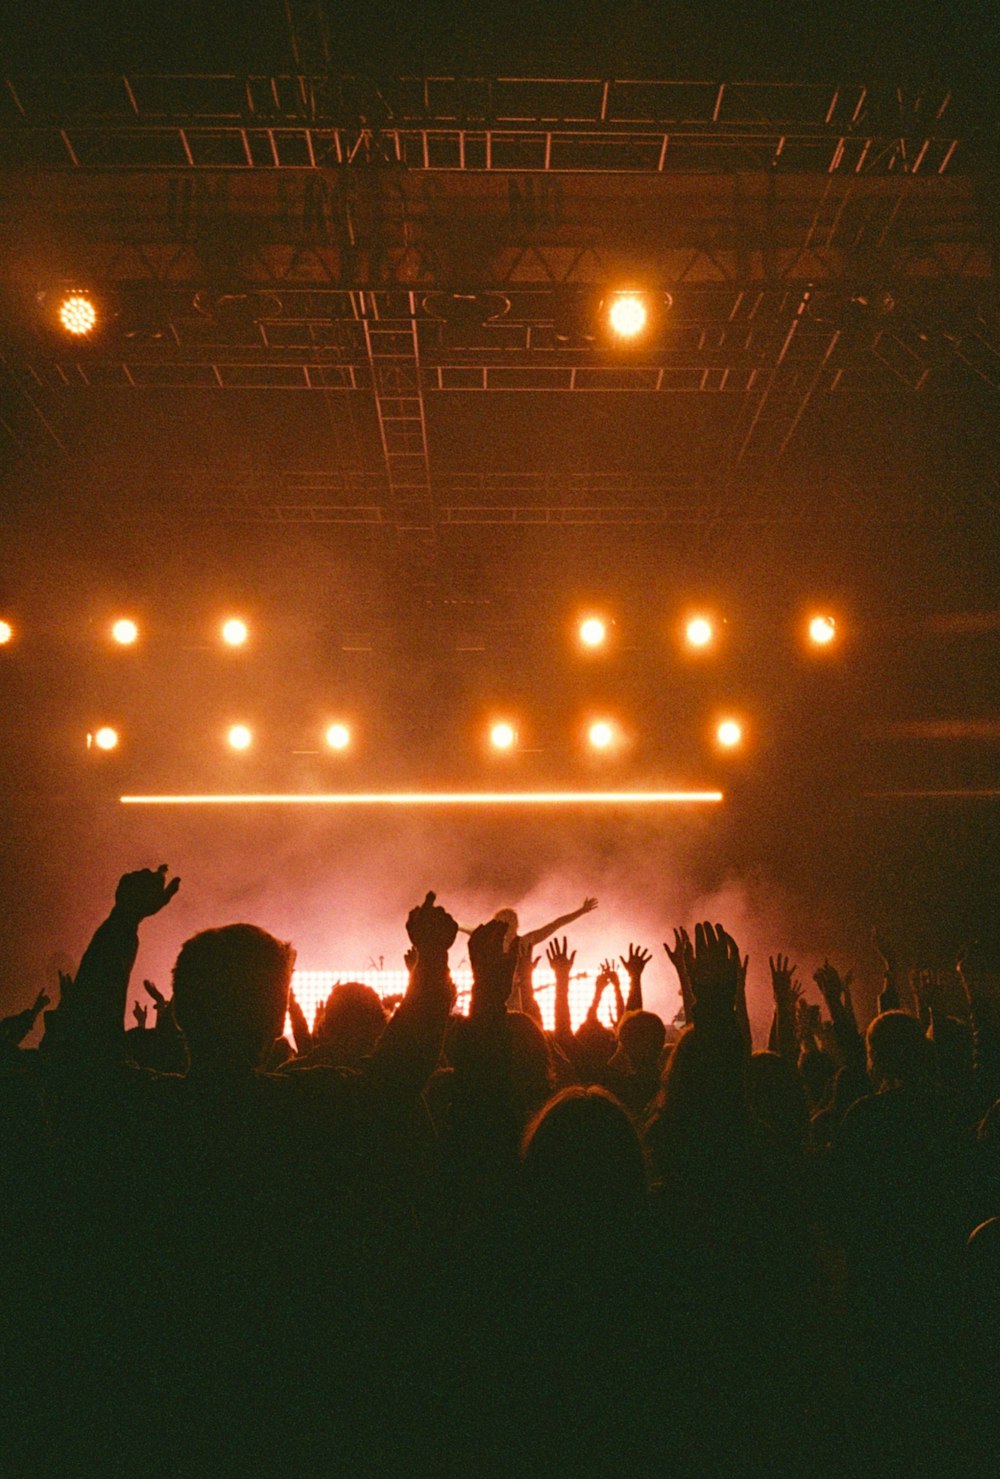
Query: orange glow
227,724,253,751
579,616,607,648
685,615,714,648
324,722,351,751
608,293,647,338
0,620,12,645
221,618,248,647
587,721,616,751
92,726,119,751
808,614,837,646
58,293,97,335
716,719,743,749
121,790,724,806
111,618,138,646
489,721,517,751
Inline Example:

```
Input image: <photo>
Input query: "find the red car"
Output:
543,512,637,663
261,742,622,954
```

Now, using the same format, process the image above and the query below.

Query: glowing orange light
716,719,742,749
0,620,13,645
686,616,714,649
588,720,615,751
579,616,607,648
121,790,724,806
221,618,248,647
227,724,253,751
58,293,97,335
489,721,517,751
808,614,837,646
111,618,138,646
92,726,119,751
324,723,351,751
608,293,647,338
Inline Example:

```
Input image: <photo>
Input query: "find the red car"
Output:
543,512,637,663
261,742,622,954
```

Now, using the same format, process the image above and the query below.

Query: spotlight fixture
716,719,743,749
91,726,119,752
489,721,517,751
685,616,714,649
324,723,351,751
579,616,608,649
588,720,615,751
607,292,648,339
227,724,253,751
111,618,138,646
0,620,13,645
221,618,249,648
808,614,837,646
58,293,98,336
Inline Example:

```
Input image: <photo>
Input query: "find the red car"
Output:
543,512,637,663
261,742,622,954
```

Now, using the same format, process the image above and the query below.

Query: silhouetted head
616,1010,666,1074
747,1050,810,1149
521,1086,647,1215
316,981,387,1065
172,924,295,1071
866,1010,935,1089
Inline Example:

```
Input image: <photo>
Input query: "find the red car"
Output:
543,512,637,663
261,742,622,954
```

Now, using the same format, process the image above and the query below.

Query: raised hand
597,958,620,988
132,1001,148,1029
405,891,459,961
143,978,167,1008
403,945,418,972
546,936,576,979
468,918,517,1015
688,922,742,1022
580,896,598,915
769,954,798,1000
664,927,694,1022
114,864,180,924
31,990,50,1019
814,960,852,1013
620,943,651,977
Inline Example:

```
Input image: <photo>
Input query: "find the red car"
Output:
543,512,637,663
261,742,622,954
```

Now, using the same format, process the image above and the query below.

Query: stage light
58,293,97,336
0,620,12,645
716,719,742,749
608,293,647,339
111,618,138,646
122,790,725,806
227,724,253,751
489,721,517,751
686,616,714,649
588,720,615,751
221,618,248,648
579,616,607,649
325,723,351,751
92,726,119,751
808,614,837,646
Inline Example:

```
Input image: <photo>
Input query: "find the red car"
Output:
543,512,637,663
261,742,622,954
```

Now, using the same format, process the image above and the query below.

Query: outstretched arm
621,943,651,1014
522,896,597,949
60,865,180,1064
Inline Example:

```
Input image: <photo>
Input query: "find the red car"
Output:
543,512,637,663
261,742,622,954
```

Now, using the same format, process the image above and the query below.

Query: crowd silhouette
2,863,999,1475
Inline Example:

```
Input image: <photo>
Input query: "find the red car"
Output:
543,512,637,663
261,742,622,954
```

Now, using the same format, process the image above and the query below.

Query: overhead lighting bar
121,789,723,807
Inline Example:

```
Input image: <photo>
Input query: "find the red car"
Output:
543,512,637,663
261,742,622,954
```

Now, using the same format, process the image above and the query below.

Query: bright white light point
490,721,516,751
809,615,837,645
227,724,253,751
325,723,351,751
59,294,97,335
717,719,742,749
112,618,138,645
221,618,248,647
0,621,12,645
588,720,615,750
579,616,607,648
608,294,647,338
94,726,119,751
686,616,713,648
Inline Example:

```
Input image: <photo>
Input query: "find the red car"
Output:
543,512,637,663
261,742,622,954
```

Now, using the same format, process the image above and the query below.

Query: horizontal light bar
121,789,723,806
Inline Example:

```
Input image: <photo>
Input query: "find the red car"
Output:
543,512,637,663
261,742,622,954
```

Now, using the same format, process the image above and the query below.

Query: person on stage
460,896,598,1010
